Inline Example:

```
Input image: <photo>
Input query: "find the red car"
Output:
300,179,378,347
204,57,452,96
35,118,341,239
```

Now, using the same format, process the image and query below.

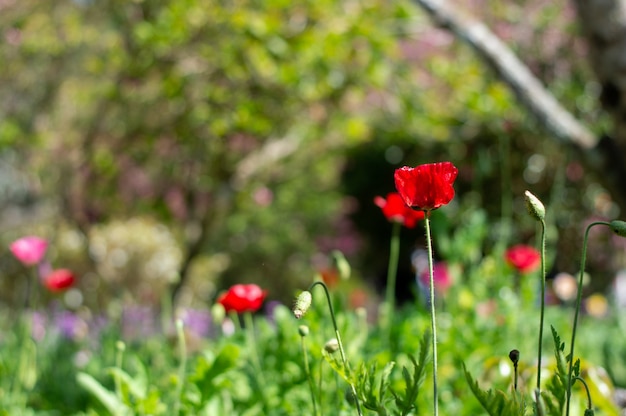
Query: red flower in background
44,269,76,292
394,162,458,211
374,192,425,228
505,245,541,273
10,236,48,266
217,284,267,313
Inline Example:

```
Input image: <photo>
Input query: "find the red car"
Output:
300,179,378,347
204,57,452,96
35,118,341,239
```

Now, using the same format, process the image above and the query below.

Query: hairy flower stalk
524,191,547,392
394,162,458,416
298,325,319,416
294,281,363,415
173,319,186,416
424,211,439,415
384,221,401,343
565,220,616,415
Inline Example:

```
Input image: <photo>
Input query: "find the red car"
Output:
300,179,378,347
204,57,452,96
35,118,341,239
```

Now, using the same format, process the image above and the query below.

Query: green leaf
464,364,525,416
77,372,132,416
392,331,431,416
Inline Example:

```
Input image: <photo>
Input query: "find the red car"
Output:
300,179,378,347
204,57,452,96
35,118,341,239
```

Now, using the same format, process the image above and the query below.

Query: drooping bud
293,291,312,319
525,190,545,221
324,338,339,353
298,325,309,337
610,220,626,237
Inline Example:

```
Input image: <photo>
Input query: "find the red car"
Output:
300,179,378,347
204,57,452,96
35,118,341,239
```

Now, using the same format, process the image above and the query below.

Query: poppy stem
536,218,547,392
243,312,270,411
424,212,438,416
384,221,402,345
565,221,610,416
173,319,187,416
308,281,363,416
299,326,320,416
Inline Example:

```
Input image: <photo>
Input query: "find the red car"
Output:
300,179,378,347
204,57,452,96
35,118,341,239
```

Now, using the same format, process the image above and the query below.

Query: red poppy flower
10,236,48,266
44,269,76,292
374,192,425,228
505,245,541,273
394,162,458,211
217,284,267,314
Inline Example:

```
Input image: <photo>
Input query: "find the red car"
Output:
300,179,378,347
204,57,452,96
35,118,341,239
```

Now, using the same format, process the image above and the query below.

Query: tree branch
411,0,597,149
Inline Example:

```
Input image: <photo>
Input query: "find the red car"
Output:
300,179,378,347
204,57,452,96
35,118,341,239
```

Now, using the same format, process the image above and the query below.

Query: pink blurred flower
505,245,541,274
419,262,452,294
10,236,48,266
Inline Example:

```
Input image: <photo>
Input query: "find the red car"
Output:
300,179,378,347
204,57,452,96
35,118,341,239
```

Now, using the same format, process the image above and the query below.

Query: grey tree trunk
573,0,626,156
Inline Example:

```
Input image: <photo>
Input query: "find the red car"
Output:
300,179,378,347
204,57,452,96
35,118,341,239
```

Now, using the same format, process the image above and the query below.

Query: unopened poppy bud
610,220,626,237
509,349,519,365
324,338,339,353
345,387,357,405
525,191,545,221
293,291,312,319
298,325,309,337
332,250,351,280
584,409,595,416
211,303,226,325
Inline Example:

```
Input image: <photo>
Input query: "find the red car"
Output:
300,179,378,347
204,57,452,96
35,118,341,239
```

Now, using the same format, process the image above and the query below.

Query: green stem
565,221,610,415
424,212,438,416
173,319,187,416
384,221,402,344
300,334,319,416
243,311,268,411
308,281,363,416
500,132,512,246
536,219,547,391
573,376,593,411
114,341,125,400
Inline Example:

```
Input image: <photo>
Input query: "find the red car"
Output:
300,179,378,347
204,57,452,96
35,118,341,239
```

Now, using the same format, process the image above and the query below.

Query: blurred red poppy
394,162,458,211
374,192,425,228
10,236,48,266
217,284,267,313
44,269,76,292
505,245,541,273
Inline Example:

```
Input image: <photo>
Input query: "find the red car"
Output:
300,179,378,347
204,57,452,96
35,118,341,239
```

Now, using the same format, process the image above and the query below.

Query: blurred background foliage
1,0,623,313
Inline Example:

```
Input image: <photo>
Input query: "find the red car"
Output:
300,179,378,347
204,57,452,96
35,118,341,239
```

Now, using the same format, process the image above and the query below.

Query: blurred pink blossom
10,236,48,266
419,262,452,295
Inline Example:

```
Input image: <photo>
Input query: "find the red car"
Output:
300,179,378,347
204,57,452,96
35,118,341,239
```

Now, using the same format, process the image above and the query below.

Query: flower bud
610,220,626,237
293,291,312,319
332,250,351,280
525,190,545,221
508,349,519,365
344,387,357,405
298,325,309,337
211,303,226,325
324,338,339,353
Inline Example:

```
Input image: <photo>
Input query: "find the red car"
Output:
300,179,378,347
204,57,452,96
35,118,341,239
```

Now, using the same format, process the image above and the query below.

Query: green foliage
464,363,526,416
355,361,396,415
390,334,431,416
542,326,571,415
